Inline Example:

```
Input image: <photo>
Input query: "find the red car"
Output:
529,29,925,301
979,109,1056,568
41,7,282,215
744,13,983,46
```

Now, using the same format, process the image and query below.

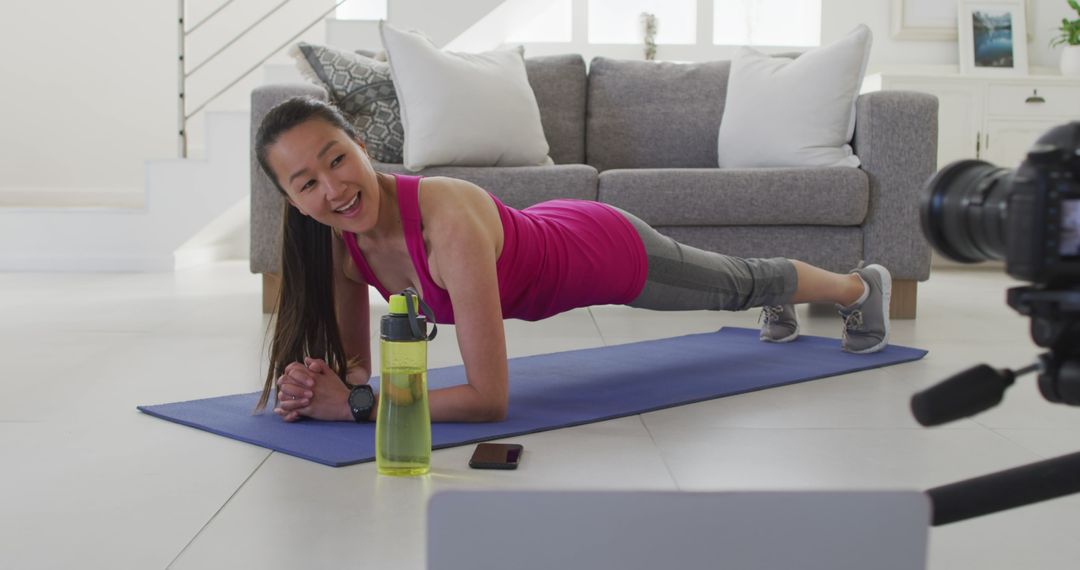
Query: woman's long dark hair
253,97,360,412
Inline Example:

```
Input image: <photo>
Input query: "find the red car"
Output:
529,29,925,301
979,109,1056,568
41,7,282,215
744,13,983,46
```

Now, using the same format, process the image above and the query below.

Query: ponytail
256,205,348,412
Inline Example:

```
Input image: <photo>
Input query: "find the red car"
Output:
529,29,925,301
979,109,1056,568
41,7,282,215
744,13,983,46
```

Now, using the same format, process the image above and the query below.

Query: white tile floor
1,261,1076,569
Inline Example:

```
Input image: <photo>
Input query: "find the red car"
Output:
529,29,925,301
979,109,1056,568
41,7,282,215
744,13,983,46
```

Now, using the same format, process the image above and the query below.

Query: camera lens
920,160,1013,263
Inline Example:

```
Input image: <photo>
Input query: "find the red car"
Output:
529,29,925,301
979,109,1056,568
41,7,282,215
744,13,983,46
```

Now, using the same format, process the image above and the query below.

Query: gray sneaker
837,264,892,354
759,304,799,343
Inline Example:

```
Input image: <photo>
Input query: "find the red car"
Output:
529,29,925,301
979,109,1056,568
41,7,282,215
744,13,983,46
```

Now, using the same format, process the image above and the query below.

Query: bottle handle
402,287,438,341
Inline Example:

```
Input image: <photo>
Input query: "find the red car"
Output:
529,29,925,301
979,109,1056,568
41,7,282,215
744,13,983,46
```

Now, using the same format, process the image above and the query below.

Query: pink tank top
343,174,647,324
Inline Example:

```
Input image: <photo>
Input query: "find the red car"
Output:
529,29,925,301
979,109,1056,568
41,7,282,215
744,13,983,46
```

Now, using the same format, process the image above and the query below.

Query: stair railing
177,0,349,157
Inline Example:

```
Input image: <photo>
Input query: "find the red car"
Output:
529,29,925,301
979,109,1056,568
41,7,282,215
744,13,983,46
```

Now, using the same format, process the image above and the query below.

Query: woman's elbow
467,383,507,421
479,399,508,422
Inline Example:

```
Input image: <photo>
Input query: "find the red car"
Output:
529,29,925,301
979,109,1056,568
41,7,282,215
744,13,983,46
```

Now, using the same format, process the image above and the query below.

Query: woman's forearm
424,384,507,422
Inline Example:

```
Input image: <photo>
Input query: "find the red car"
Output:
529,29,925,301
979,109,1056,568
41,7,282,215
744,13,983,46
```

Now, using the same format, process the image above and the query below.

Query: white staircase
0,111,250,272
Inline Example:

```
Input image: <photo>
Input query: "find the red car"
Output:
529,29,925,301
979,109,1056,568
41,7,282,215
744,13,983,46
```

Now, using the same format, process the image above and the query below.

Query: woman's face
266,118,382,234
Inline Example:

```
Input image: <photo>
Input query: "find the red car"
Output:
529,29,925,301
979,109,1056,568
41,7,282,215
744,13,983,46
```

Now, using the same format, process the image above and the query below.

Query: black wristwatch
347,384,375,422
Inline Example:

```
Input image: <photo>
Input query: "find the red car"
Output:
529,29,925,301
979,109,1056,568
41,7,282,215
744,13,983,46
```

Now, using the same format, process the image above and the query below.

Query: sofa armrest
852,90,938,281
250,83,329,275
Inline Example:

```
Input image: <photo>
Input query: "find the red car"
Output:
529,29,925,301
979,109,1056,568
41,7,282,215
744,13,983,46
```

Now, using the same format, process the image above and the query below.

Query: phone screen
469,443,524,469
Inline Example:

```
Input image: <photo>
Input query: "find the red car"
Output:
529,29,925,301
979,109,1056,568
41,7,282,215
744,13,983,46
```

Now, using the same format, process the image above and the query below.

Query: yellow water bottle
376,288,437,476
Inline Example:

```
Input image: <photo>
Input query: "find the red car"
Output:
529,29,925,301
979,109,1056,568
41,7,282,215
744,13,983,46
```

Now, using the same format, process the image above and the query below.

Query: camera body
920,121,1080,288
1006,143,1080,286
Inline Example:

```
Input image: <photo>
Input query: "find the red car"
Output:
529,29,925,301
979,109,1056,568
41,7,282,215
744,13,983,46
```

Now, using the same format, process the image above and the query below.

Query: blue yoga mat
138,327,927,467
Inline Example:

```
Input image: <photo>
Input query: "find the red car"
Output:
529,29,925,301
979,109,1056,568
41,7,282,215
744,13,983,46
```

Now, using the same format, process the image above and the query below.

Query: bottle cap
388,294,409,315
381,288,438,342
381,311,426,341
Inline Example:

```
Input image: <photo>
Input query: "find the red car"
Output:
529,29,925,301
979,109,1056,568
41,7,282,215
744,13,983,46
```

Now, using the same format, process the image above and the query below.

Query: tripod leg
927,451,1080,525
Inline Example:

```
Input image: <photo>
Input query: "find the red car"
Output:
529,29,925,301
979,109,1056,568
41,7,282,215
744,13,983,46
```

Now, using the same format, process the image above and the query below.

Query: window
714,0,821,47
587,0,696,44
335,0,387,21
508,0,573,42
501,0,822,48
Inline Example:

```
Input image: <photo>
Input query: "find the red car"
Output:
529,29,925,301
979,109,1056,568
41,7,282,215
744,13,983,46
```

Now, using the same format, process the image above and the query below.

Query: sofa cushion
597,168,868,226
586,58,730,171
525,55,587,165
292,43,583,166
373,163,598,208
290,42,404,163
717,25,872,168
379,22,551,171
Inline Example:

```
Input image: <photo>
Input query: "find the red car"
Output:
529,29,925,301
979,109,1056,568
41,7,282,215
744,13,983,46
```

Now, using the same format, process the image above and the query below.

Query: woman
256,97,891,424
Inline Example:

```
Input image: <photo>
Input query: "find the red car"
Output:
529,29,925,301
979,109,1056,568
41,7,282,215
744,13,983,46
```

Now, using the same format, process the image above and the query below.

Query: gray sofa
251,54,937,318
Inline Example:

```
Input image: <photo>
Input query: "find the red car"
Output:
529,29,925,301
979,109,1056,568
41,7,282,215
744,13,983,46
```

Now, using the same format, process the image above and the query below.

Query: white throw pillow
716,24,872,169
379,21,552,171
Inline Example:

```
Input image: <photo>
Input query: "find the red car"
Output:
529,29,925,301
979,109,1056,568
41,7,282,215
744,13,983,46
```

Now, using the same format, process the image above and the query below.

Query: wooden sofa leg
262,273,281,315
890,279,917,320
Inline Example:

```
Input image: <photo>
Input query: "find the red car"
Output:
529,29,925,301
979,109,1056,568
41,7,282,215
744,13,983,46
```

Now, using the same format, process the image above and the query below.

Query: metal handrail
185,0,292,78
178,0,350,157
184,0,237,36
185,0,348,121
178,0,187,157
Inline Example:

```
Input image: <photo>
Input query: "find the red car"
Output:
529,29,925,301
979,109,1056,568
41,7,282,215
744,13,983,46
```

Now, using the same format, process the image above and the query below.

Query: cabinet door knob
1025,89,1046,104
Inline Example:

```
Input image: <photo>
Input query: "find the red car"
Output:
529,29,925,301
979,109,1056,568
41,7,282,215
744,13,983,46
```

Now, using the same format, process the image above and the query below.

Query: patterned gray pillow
291,42,404,163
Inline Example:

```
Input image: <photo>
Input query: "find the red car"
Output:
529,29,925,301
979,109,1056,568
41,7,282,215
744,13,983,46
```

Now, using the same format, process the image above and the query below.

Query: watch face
350,386,374,409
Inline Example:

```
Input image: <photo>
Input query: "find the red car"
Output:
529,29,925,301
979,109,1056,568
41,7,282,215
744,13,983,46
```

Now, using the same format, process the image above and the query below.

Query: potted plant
1052,0,1080,75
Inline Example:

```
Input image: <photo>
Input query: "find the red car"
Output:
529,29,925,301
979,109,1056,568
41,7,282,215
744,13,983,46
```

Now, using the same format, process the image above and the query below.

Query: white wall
0,1,176,198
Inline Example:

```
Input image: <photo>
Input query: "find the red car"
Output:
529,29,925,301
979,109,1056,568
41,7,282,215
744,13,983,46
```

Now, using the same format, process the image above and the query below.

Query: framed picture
893,0,1032,42
957,1,1028,75
892,0,958,41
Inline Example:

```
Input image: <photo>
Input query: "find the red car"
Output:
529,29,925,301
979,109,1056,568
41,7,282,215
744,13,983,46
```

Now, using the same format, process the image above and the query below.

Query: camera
920,121,1080,372
920,121,1080,287
912,122,1080,527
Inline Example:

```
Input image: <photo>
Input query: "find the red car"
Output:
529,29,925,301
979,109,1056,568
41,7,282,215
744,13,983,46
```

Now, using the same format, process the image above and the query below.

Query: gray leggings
613,207,799,312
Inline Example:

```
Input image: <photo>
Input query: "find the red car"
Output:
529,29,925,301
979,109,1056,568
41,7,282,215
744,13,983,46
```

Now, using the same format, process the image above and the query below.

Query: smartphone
469,443,524,470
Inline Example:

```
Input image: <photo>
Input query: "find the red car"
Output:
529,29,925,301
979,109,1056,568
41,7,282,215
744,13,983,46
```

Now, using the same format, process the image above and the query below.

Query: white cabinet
863,67,1080,169
982,118,1065,165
